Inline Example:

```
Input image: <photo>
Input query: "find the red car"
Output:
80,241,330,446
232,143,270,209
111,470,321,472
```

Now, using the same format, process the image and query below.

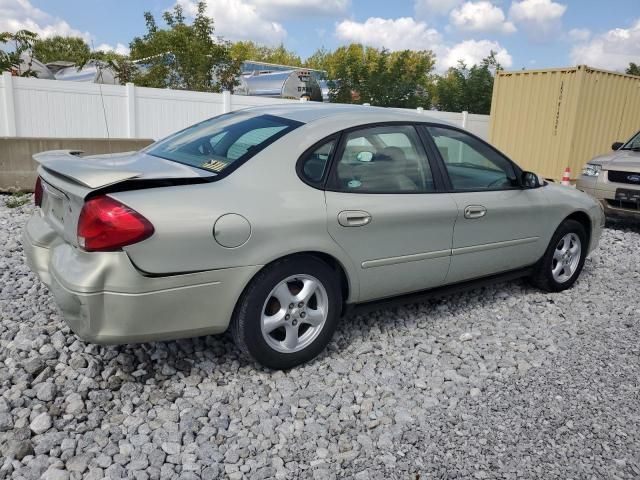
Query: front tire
530,219,588,292
231,255,342,369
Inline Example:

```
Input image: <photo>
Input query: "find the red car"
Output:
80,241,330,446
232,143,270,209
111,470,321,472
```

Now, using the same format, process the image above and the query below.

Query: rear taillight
34,176,43,207
77,196,154,252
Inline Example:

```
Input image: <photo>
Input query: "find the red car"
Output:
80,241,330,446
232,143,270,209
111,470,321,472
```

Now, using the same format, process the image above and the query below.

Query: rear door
318,124,458,302
423,125,548,284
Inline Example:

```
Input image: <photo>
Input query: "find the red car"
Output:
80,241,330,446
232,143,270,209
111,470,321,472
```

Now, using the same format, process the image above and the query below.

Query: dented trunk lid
34,149,216,246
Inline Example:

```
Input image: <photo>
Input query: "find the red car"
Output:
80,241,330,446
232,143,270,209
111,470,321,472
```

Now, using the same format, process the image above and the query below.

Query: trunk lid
34,149,215,189
34,150,215,246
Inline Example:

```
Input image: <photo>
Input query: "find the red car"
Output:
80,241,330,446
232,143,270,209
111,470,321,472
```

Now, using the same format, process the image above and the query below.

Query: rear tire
231,255,342,370
529,219,588,292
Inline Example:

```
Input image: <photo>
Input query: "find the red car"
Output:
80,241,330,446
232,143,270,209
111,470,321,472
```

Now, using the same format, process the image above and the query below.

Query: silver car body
577,131,640,219
22,104,604,344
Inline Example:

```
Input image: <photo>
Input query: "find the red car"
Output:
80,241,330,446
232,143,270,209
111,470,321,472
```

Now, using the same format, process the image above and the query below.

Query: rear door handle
338,210,372,227
464,205,487,219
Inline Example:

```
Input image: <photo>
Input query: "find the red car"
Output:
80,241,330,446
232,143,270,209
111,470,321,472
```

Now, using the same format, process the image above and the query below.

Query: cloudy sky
1,0,639,72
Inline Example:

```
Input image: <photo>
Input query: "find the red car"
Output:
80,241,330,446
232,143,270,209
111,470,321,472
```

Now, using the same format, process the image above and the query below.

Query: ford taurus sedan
22,104,604,369
577,130,640,220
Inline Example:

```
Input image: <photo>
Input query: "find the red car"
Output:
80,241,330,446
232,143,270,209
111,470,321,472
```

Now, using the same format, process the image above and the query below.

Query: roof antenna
91,40,113,164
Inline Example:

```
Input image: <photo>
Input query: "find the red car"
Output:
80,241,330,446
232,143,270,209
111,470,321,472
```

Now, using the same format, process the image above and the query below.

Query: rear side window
146,113,302,174
330,125,435,193
299,138,336,184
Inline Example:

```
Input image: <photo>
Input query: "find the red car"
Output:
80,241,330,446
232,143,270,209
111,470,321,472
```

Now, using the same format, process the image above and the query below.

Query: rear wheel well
565,211,591,249
304,252,350,307
237,251,350,316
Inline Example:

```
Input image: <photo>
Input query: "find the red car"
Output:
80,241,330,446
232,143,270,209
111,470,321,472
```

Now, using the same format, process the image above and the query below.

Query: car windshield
621,131,640,150
146,113,302,173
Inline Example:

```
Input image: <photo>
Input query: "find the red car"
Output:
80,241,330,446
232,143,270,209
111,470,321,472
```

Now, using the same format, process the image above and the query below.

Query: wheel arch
564,210,592,250
233,250,355,318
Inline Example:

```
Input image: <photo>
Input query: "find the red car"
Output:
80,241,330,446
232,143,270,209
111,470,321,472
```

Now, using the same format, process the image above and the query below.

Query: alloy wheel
260,274,329,354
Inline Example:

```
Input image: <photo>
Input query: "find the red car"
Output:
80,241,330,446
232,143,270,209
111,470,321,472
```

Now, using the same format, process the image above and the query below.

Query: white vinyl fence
0,73,489,141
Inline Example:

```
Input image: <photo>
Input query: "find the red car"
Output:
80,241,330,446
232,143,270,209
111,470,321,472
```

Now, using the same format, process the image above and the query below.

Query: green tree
626,63,640,76
231,41,302,66
303,48,331,73
0,29,38,76
33,36,90,64
312,44,435,108
433,52,501,114
129,1,239,91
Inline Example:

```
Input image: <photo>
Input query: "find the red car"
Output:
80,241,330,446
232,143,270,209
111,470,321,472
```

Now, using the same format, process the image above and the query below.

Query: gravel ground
1,197,639,480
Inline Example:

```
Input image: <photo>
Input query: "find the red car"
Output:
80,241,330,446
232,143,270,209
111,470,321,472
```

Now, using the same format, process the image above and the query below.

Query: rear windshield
146,113,302,174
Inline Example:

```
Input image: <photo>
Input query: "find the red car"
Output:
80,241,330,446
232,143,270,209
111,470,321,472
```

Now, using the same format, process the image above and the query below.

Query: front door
323,124,458,302
424,125,548,284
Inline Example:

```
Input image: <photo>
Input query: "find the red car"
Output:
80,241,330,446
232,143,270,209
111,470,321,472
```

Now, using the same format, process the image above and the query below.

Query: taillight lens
77,196,154,252
34,176,43,207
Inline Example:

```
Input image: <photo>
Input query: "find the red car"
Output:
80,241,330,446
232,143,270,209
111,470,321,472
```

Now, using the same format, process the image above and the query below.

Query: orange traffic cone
561,167,571,186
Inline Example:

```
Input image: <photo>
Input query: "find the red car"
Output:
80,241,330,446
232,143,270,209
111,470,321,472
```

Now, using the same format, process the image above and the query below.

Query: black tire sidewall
234,256,342,370
537,219,588,291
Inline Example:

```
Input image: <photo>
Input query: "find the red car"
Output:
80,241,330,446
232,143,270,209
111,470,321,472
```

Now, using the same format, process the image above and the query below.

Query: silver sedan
22,104,604,369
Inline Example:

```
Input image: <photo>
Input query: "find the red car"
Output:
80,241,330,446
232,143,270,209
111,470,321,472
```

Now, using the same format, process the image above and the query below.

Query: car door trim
451,236,539,256
361,248,451,269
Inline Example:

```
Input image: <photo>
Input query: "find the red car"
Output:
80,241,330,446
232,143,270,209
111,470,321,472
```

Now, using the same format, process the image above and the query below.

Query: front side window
427,126,517,191
146,113,301,174
330,125,435,193
621,131,640,150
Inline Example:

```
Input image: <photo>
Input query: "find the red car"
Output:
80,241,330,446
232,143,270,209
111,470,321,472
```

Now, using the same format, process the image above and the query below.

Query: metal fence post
126,82,136,138
222,90,231,113
461,110,469,129
2,72,17,137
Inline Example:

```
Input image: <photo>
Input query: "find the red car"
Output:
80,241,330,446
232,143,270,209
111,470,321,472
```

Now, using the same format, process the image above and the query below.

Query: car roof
238,103,448,125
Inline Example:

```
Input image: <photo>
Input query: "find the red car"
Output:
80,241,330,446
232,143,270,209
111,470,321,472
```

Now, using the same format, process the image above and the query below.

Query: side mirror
521,171,541,188
612,141,624,151
356,151,373,162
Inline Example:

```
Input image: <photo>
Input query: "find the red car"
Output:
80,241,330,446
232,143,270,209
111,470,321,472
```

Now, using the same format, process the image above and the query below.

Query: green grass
5,193,31,209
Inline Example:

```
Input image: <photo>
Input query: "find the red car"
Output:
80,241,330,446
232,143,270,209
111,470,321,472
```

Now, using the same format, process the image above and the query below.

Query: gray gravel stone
29,412,51,435
0,413,13,432
34,382,56,402
22,357,45,375
1,198,640,479
41,468,69,480
3,439,33,460
65,455,89,473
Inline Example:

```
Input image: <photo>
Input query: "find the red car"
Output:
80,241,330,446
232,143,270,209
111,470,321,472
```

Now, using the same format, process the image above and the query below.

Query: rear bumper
22,213,261,344
577,176,640,219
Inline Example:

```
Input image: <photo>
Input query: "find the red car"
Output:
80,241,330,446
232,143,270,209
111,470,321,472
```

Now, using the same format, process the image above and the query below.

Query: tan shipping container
489,65,640,181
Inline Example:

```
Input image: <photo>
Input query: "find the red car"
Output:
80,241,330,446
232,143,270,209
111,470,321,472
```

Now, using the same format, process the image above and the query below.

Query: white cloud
440,39,512,70
249,0,350,19
415,0,463,17
449,1,516,34
0,0,89,39
96,43,130,56
335,17,442,51
334,16,511,73
177,0,286,44
509,0,566,38
568,28,590,42
571,19,640,71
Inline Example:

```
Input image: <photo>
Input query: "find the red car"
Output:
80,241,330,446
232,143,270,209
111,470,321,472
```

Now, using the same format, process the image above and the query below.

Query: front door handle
464,205,487,219
338,210,372,227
